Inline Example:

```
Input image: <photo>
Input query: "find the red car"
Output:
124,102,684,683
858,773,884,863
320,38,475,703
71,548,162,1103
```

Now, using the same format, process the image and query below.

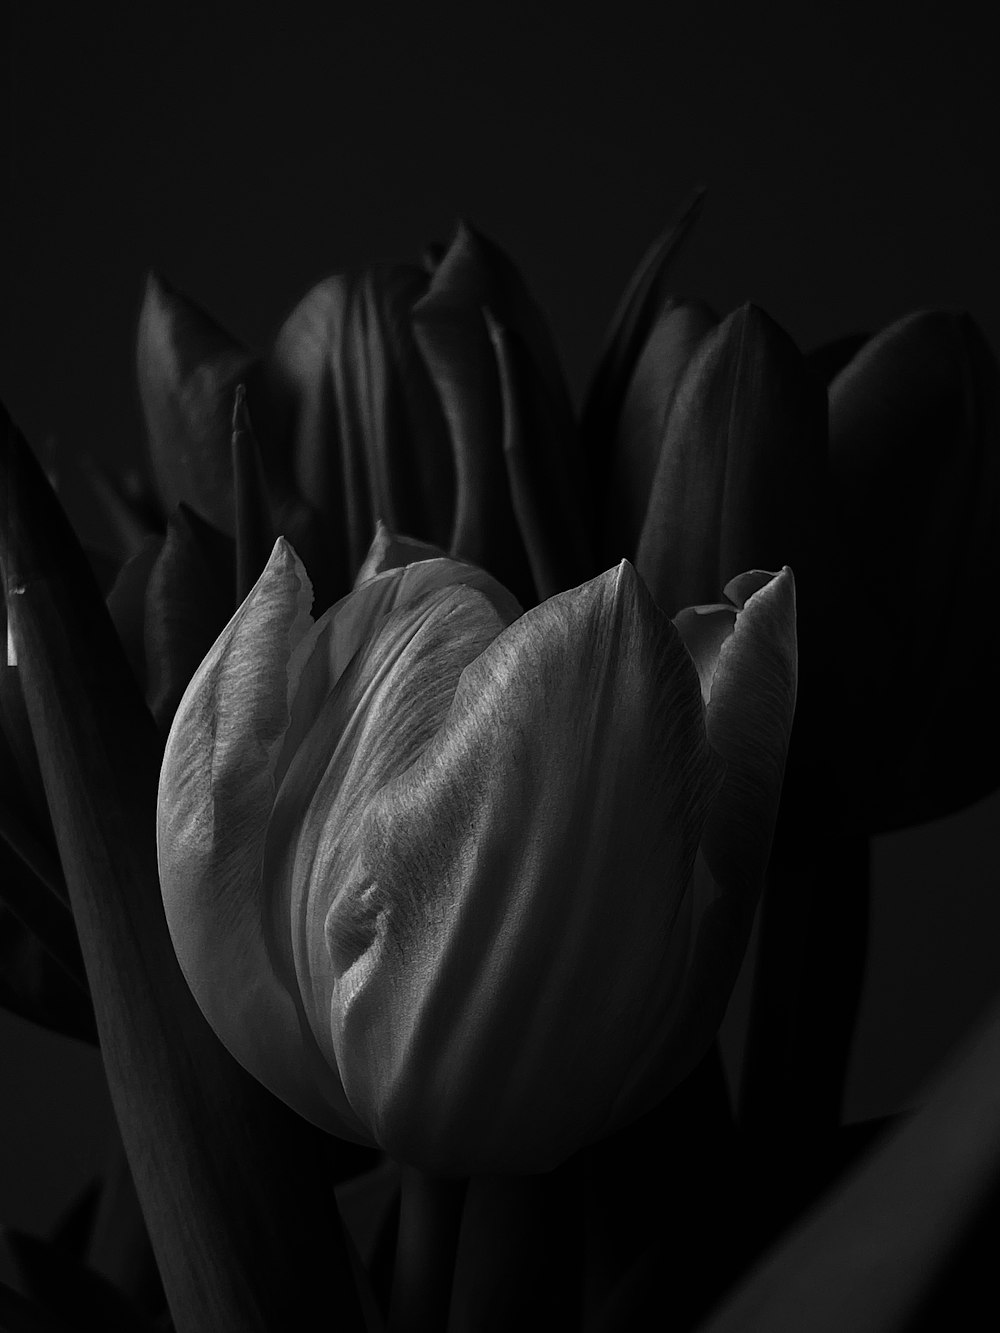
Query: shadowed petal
264,265,455,586
136,273,253,532
829,310,1000,829
581,189,707,487
603,299,716,565
636,305,824,616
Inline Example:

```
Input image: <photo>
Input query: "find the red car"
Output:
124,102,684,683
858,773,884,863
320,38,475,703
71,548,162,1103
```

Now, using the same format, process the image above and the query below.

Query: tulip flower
157,533,795,1174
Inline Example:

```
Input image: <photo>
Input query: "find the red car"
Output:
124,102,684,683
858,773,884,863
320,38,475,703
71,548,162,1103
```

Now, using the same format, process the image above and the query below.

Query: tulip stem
387,1167,467,1333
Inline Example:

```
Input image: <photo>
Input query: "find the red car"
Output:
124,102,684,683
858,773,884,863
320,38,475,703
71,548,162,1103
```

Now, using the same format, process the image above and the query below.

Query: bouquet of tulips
2,194,999,1332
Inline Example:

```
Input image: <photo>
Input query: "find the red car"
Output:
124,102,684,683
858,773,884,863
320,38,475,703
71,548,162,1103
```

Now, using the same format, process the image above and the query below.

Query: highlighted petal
157,539,368,1139
323,563,726,1172
266,584,509,1102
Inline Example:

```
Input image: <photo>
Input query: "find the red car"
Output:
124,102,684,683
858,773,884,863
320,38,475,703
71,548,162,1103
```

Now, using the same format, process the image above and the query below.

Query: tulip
131,220,592,619
157,533,796,1174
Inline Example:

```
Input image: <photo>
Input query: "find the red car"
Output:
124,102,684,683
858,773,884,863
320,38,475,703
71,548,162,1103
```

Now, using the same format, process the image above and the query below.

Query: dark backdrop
3,0,999,1249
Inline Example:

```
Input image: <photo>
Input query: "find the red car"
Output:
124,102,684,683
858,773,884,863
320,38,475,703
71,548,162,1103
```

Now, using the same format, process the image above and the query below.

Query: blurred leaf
49,1181,102,1265
0,893,96,1045
0,405,367,1333
85,461,164,563
5,1231,157,1333
697,988,1000,1332
0,1279,82,1333
105,536,164,697
86,1139,166,1322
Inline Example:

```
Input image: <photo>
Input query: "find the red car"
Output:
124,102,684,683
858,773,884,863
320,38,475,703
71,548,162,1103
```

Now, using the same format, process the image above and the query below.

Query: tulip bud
157,536,796,1174
828,310,1000,830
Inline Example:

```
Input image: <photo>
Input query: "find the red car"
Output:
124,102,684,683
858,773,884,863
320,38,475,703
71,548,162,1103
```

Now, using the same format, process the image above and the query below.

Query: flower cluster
1,198,998,1331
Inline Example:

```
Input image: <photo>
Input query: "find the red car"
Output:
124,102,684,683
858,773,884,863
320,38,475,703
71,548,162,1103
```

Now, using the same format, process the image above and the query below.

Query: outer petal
157,538,369,1140
697,568,797,901
829,311,1000,829
636,305,825,616
412,221,572,604
316,563,726,1173
136,273,253,532
265,585,509,1114
602,299,716,566
651,569,796,1098
580,189,706,496
262,265,455,587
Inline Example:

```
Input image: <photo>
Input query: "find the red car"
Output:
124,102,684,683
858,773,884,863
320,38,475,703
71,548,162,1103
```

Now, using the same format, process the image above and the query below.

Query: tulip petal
136,273,253,532
265,584,509,1104
581,189,706,486
316,562,726,1172
277,554,522,796
264,265,455,586
636,305,825,616
698,567,797,901
231,385,277,603
829,311,1000,829
602,299,716,564
143,507,235,730
804,332,869,386
619,568,797,1113
487,314,594,599
412,222,568,603
353,519,448,585
158,538,369,1140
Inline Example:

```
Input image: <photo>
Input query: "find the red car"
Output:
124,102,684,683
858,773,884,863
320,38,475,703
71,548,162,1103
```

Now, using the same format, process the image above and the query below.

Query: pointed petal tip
723,565,794,610
231,382,249,430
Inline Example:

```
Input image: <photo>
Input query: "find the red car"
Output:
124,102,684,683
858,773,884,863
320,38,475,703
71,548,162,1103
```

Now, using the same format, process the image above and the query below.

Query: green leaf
0,405,366,1333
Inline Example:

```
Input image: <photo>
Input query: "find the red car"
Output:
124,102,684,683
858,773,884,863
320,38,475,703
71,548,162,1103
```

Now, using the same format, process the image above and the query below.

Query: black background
3,0,999,1251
